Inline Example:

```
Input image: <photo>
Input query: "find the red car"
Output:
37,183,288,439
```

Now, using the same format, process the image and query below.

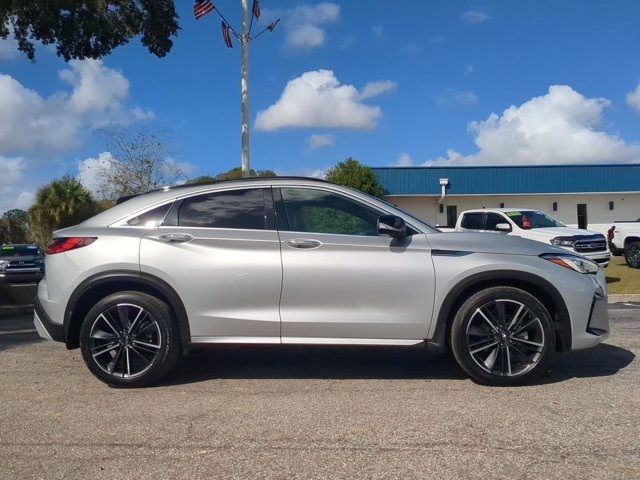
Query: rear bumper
33,298,64,342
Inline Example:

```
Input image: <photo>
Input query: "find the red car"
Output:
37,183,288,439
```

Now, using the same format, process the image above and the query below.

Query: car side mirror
495,223,512,232
377,215,407,238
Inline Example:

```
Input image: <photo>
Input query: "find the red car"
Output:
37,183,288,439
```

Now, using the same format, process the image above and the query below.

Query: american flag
252,0,261,19
221,22,233,48
194,0,214,20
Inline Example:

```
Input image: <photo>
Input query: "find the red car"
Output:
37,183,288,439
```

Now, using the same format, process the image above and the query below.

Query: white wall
387,193,640,235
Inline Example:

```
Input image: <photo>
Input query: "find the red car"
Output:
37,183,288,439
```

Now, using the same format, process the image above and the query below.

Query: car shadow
160,342,635,387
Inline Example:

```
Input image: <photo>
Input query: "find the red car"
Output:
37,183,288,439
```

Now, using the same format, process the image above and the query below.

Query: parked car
34,178,609,387
607,219,640,268
452,208,611,267
0,244,45,284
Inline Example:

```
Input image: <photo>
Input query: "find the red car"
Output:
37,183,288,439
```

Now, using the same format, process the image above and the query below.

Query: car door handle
158,233,193,243
285,238,322,249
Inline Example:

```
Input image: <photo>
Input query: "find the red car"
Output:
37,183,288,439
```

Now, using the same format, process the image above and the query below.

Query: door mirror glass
377,215,407,238
495,222,512,232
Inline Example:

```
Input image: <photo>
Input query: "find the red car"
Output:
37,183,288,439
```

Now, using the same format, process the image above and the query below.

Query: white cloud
626,83,640,112
464,65,474,76
359,80,397,100
425,85,640,166
437,89,479,107
462,10,491,24
394,153,413,167
308,134,334,149
372,26,384,38
0,156,29,212
255,70,384,131
0,59,151,155
77,152,116,193
264,2,340,50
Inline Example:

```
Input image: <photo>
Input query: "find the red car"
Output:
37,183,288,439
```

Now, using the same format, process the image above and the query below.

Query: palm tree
28,177,96,249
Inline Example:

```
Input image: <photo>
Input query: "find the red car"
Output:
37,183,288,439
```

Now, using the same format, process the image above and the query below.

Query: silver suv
34,178,609,387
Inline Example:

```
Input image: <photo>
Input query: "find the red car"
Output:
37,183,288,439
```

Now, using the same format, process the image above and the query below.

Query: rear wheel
624,242,640,268
80,291,180,387
450,286,555,386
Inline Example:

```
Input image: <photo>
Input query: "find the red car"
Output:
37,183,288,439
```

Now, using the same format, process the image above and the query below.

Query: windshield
0,245,41,256
505,210,565,229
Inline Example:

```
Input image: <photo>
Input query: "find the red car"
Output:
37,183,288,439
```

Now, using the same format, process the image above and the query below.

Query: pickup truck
446,208,611,267
0,244,45,284
607,219,640,268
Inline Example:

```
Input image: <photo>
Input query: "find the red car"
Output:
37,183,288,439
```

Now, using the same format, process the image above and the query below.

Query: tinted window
280,188,381,236
461,213,484,230
178,189,266,230
485,213,508,231
506,210,564,229
127,203,172,227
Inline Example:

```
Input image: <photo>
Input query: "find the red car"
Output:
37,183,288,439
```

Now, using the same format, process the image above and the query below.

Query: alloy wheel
88,303,162,379
466,299,545,377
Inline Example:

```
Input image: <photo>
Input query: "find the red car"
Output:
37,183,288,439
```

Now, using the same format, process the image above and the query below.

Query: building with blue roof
372,164,640,233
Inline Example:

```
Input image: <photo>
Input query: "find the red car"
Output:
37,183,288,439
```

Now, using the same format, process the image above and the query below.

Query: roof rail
115,176,329,205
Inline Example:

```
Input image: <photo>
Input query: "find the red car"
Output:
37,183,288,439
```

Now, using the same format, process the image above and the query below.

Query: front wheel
625,242,640,268
80,291,181,387
450,286,555,386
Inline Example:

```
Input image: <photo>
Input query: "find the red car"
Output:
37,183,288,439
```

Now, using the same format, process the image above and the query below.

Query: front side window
178,188,266,230
280,188,382,236
461,213,484,230
485,213,509,231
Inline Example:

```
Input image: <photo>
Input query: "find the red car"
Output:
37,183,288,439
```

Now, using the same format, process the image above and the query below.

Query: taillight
45,237,97,255
607,226,615,241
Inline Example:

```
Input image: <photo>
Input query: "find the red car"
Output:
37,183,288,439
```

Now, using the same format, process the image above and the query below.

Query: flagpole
240,0,250,178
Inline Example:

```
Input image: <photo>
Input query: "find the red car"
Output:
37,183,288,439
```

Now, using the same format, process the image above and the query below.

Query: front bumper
33,298,64,342
570,269,609,350
0,271,44,284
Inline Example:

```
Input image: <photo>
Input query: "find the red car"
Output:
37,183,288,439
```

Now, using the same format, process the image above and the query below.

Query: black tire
80,291,181,387
450,286,555,386
624,242,640,268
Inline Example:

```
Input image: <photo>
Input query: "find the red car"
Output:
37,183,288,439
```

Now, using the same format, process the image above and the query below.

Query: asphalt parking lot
0,306,638,480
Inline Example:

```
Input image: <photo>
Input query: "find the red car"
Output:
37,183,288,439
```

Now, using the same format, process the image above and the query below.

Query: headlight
551,237,575,247
0,260,9,271
541,254,599,274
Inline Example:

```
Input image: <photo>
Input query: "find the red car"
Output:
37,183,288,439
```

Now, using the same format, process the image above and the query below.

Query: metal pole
240,0,250,178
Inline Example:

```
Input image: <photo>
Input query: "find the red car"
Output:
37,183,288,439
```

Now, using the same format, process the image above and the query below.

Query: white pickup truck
445,208,611,267
607,219,640,268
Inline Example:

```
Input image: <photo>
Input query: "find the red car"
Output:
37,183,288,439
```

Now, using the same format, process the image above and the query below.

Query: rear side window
178,188,266,230
127,203,172,227
461,213,484,230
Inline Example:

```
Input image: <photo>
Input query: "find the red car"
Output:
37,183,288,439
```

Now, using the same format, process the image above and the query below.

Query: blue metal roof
373,164,640,195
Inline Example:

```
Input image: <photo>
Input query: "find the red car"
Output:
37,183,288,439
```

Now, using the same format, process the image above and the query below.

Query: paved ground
0,307,638,480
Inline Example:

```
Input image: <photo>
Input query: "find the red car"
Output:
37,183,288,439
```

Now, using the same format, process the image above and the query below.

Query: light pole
240,0,250,178
194,0,279,178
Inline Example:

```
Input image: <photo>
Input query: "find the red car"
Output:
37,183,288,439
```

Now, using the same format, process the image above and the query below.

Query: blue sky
1,0,640,211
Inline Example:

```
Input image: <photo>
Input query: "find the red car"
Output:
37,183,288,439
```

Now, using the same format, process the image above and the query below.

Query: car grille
573,236,607,253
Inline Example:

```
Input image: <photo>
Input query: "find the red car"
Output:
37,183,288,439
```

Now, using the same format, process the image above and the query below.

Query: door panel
139,187,282,341
275,186,435,341
141,227,282,339
279,231,434,340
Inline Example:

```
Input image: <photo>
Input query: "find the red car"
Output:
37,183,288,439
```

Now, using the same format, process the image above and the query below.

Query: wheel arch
63,270,191,349
430,270,572,353
624,236,640,248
